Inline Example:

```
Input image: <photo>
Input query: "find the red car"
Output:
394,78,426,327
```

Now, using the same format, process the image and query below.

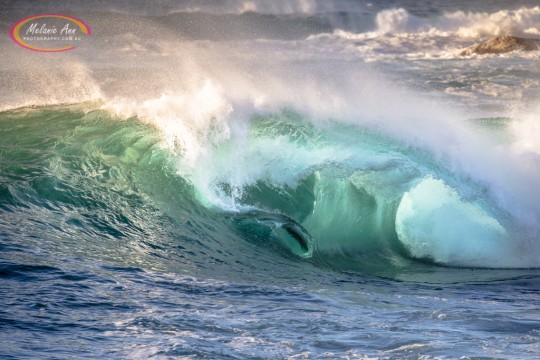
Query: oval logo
10,14,92,52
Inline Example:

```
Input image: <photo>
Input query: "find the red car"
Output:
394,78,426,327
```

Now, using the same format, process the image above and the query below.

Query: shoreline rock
460,35,540,56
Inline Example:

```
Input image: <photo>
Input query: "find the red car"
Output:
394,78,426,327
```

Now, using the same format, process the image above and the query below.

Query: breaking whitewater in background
1,0,540,358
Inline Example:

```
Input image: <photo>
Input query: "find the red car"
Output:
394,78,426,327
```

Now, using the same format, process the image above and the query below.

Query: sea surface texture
1,1,540,358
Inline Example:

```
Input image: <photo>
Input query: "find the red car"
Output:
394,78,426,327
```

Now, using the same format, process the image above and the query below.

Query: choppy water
1,1,540,358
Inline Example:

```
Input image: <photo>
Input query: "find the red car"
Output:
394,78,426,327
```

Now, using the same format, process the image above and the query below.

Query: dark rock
460,35,540,56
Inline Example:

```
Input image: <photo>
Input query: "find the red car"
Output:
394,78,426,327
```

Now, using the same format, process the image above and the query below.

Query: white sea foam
309,7,540,60
374,7,540,38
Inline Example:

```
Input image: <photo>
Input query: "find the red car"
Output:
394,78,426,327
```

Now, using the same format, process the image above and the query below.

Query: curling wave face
1,0,540,278
2,102,539,279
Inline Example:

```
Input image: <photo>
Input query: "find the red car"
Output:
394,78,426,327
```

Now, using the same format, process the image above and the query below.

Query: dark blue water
2,255,540,358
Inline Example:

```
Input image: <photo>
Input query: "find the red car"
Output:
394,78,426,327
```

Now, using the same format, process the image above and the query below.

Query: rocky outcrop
460,35,540,56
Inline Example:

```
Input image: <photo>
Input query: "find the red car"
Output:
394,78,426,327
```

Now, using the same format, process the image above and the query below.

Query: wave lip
231,210,314,258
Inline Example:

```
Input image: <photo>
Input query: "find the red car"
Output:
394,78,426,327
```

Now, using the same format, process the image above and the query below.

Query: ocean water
1,1,540,358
